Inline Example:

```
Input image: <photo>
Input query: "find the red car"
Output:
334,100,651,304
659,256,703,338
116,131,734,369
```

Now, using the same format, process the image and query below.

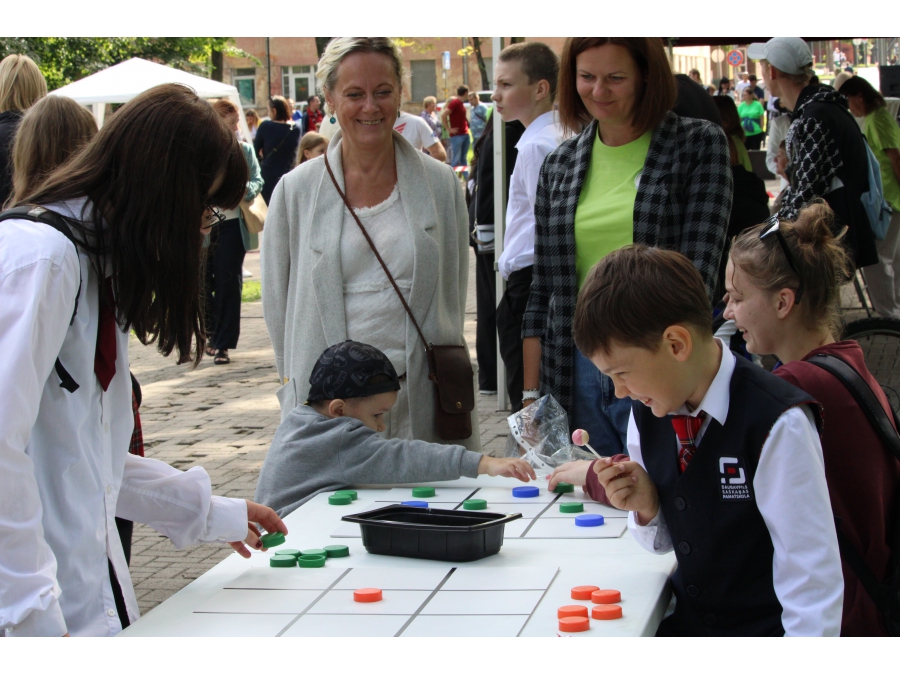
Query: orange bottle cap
591,589,621,604
558,616,590,632
353,588,383,603
591,604,623,620
557,605,589,619
571,585,600,600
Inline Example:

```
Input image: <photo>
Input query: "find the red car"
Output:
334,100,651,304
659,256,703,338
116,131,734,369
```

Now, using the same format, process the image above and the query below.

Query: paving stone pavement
129,249,513,616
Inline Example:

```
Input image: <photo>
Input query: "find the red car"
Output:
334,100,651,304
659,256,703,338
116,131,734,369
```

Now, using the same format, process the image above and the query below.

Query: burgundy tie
94,277,117,391
671,412,706,473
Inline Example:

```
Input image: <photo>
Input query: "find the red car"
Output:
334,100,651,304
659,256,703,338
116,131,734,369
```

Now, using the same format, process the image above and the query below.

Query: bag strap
807,353,900,461
267,122,297,157
0,205,84,392
807,353,900,614
322,152,431,356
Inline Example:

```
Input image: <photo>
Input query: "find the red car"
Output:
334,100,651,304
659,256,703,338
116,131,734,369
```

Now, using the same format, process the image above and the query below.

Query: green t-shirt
732,134,753,172
574,129,652,287
864,106,900,211
738,100,765,136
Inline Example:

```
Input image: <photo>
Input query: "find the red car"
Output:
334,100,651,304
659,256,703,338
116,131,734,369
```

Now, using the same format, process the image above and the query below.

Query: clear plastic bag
504,395,595,477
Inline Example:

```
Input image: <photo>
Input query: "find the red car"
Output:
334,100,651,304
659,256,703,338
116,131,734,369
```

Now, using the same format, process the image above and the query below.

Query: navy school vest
634,354,821,636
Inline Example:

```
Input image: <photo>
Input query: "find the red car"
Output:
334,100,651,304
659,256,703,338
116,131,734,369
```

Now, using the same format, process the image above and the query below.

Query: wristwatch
522,389,541,401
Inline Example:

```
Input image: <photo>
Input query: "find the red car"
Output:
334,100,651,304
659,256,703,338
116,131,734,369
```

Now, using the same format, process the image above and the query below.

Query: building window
410,60,437,103
282,65,316,104
233,68,256,106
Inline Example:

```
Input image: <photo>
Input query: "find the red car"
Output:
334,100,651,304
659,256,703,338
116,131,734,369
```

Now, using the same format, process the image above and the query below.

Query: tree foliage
0,37,249,91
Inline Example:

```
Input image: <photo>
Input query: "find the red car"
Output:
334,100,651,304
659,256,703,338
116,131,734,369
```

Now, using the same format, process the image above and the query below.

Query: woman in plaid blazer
521,38,732,455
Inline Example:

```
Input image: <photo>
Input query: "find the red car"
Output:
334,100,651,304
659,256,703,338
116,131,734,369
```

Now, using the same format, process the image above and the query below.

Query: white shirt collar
671,338,734,426
516,111,557,149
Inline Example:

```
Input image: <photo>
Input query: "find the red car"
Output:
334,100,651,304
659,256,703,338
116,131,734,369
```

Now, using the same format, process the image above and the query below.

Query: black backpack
808,353,900,636
0,205,83,392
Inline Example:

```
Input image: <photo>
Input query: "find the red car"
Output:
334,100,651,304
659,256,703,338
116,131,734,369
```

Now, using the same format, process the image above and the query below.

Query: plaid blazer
522,112,732,414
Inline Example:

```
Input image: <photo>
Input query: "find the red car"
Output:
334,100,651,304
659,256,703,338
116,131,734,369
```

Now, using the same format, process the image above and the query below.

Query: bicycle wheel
842,317,900,413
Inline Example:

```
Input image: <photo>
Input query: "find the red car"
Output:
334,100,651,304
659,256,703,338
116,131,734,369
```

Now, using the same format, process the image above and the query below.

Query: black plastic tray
341,505,522,562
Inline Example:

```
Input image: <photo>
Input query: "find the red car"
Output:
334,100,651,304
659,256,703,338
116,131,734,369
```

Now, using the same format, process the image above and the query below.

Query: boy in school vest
576,245,844,636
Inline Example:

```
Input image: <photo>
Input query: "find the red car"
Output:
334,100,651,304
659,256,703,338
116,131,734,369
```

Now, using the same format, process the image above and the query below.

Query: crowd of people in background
2,36,900,639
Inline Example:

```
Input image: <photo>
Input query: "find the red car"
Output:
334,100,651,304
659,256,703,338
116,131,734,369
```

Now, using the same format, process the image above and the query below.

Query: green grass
241,279,262,303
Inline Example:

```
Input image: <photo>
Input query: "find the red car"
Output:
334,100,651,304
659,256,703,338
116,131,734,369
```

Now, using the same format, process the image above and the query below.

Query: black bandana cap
307,340,401,403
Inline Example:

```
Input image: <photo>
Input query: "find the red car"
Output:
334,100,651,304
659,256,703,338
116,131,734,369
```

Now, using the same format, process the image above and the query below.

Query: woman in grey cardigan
522,38,732,459
261,37,479,450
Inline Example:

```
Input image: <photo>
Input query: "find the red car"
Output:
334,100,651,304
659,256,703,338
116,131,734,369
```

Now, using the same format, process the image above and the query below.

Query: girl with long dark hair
0,83,285,637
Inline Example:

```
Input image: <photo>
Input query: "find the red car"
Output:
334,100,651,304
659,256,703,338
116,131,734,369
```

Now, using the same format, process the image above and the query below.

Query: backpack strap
0,206,84,393
807,352,900,620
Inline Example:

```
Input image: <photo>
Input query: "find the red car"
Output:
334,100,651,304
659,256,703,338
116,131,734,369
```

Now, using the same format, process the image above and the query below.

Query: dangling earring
330,114,336,124
397,106,401,120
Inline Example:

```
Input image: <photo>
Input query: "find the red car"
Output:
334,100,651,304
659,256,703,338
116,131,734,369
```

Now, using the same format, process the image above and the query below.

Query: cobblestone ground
129,249,512,615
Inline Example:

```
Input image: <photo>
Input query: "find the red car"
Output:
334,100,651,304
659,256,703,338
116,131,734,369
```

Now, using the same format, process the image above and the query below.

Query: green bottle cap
278,549,302,558
260,531,285,548
553,482,575,494
560,502,584,513
463,499,488,510
270,554,297,567
298,555,326,568
329,494,352,505
411,487,436,498
301,548,327,558
335,490,358,501
324,545,350,558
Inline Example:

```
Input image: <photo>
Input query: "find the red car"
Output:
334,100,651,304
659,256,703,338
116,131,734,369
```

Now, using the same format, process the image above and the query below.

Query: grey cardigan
255,405,483,516
261,130,480,450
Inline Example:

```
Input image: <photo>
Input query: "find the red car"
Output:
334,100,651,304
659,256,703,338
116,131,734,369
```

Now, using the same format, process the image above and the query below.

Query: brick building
224,38,713,115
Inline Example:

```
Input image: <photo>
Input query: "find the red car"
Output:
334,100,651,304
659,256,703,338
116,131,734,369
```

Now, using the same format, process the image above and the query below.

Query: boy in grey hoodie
256,341,535,516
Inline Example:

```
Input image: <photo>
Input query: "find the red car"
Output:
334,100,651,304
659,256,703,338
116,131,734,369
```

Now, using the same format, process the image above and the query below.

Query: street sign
727,50,744,67
442,51,451,71
711,48,725,61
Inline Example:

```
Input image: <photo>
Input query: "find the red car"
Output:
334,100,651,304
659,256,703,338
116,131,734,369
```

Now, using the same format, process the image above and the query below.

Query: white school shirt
394,112,439,152
0,199,248,637
626,340,844,637
498,111,565,280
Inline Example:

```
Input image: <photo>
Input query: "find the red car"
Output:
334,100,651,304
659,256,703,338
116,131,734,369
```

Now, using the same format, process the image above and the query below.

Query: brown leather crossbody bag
324,154,474,440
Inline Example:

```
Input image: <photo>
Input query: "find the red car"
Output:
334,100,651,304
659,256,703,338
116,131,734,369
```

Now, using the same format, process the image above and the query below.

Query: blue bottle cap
575,514,605,527
512,485,540,498
401,500,429,508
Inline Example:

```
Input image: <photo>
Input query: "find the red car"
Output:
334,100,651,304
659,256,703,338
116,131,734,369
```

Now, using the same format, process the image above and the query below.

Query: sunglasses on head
759,215,803,304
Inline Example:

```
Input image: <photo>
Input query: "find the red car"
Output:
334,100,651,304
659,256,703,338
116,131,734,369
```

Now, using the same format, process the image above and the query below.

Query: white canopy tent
49,57,252,141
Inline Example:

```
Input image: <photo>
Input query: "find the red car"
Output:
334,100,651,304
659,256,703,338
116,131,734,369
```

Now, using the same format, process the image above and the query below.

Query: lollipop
571,429,602,459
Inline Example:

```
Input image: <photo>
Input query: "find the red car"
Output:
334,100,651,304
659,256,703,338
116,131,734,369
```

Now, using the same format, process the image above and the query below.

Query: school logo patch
719,456,752,501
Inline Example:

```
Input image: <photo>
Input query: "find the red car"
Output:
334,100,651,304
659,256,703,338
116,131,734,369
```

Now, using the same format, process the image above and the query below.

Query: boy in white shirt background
493,41,564,411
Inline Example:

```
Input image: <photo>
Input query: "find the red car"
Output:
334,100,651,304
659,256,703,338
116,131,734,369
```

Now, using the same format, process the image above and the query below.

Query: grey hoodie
255,405,483,516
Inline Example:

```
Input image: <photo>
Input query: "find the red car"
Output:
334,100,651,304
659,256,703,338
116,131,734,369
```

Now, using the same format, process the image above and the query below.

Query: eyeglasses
204,205,226,228
759,215,803,303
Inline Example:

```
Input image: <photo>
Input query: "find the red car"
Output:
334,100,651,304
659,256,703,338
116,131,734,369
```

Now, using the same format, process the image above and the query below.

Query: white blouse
340,184,414,375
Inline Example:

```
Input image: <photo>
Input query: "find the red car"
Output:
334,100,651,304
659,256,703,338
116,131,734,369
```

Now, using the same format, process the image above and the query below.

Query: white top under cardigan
261,130,480,451
0,198,248,637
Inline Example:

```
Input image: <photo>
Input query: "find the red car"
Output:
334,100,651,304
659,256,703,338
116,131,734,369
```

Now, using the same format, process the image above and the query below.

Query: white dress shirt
626,340,844,636
498,111,565,280
0,199,249,637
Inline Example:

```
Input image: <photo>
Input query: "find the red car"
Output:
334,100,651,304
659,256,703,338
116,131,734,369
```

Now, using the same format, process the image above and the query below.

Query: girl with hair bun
724,200,900,636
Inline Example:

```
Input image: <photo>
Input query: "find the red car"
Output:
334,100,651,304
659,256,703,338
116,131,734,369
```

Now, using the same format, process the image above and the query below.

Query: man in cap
749,37,877,268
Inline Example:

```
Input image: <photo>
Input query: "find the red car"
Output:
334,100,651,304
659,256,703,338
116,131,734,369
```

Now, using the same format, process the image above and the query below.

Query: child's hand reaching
594,458,660,524
478,456,537,482
547,460,594,490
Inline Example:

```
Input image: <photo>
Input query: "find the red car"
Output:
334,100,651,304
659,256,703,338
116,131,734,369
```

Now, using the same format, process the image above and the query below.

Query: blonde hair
0,54,48,113
9,95,96,206
298,132,327,163
423,95,436,107
729,201,852,335
316,38,405,115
